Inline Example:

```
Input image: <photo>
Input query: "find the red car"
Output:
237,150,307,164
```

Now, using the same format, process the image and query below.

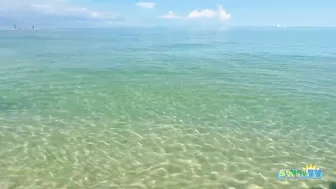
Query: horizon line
1,25,336,30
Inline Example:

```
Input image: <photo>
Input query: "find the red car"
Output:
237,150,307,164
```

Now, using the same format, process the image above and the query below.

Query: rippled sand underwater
0,28,336,189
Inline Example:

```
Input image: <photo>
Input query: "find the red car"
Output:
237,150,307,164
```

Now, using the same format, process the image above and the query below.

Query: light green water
0,28,335,189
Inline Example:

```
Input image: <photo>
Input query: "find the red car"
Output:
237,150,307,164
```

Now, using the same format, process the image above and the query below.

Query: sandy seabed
0,116,335,189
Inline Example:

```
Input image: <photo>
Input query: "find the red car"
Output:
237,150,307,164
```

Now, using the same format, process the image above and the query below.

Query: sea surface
0,27,335,189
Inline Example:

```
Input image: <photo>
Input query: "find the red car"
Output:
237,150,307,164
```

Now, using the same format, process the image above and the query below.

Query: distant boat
32,25,35,29
10,25,19,31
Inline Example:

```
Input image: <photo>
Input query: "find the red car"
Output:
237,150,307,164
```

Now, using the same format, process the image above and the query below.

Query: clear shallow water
0,28,336,189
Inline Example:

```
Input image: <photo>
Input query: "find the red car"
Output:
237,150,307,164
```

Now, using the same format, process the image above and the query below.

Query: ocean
0,27,335,189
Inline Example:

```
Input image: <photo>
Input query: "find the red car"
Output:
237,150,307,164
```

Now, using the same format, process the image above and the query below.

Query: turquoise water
0,28,335,189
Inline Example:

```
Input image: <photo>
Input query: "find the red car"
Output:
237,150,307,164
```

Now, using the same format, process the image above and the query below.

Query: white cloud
0,0,122,25
136,2,156,9
188,9,216,19
159,5,231,22
1,0,66,10
218,5,231,21
30,2,119,21
158,11,181,19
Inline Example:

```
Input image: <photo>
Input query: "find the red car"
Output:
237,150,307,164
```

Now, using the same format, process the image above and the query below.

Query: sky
0,0,335,28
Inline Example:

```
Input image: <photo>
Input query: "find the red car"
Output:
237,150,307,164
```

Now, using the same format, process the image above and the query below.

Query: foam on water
0,28,336,189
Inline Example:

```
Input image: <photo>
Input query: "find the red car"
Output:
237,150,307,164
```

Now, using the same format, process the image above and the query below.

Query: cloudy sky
0,0,335,28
